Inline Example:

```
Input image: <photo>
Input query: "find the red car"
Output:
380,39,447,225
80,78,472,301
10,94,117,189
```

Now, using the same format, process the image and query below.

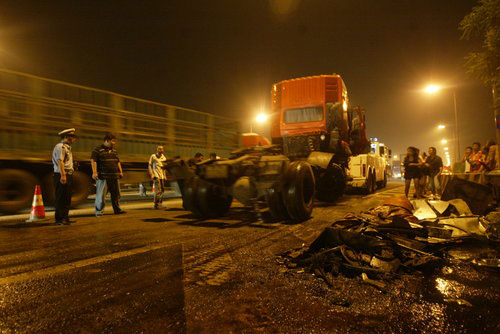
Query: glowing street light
255,113,268,123
393,155,398,159
423,84,442,94
438,124,446,129
250,112,269,132
444,147,449,151
441,139,447,144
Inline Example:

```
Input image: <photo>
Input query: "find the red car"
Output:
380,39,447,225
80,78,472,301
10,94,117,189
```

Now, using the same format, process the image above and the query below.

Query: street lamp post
424,84,460,163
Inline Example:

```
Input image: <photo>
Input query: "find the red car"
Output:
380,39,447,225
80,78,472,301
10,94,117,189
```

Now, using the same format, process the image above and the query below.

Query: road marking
0,241,181,285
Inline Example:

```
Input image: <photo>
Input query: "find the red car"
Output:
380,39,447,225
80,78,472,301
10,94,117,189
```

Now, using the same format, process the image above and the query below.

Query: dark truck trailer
0,69,240,213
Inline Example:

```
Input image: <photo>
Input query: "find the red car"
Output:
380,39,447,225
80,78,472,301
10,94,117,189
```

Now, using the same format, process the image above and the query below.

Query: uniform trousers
53,173,73,222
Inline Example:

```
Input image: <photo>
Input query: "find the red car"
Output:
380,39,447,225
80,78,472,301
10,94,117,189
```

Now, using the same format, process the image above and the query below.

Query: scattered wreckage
278,194,500,292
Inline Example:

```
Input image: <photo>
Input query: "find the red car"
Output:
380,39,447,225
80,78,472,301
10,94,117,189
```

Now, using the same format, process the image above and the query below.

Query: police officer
52,128,77,225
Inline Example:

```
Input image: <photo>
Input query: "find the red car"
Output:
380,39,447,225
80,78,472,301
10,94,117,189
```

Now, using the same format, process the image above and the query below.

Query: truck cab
270,75,351,159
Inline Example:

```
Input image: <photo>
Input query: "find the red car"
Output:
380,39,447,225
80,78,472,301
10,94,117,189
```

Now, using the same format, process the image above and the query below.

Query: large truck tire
364,170,375,194
0,169,37,214
266,182,290,220
196,179,232,219
183,177,231,219
41,173,56,206
71,171,92,207
316,163,347,202
182,177,202,215
42,172,91,208
282,161,315,222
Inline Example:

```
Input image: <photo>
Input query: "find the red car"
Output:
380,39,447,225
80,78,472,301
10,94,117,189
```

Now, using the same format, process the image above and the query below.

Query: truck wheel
41,174,55,206
282,161,315,222
196,179,232,218
371,171,377,193
0,169,37,214
266,182,290,220
71,171,92,207
182,177,202,216
316,164,347,202
364,170,375,194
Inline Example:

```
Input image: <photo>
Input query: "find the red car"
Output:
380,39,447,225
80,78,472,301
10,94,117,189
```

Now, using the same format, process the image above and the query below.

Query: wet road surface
0,181,498,333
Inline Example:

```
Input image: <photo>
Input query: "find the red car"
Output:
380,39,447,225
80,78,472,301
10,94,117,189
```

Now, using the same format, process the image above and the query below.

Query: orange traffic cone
26,185,45,222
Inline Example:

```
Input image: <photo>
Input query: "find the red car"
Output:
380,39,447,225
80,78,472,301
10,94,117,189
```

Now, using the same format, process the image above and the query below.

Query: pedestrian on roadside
52,128,77,225
419,151,429,197
91,133,125,216
188,152,204,171
462,146,473,173
424,147,443,198
480,140,497,172
469,142,483,172
149,145,167,209
403,146,422,198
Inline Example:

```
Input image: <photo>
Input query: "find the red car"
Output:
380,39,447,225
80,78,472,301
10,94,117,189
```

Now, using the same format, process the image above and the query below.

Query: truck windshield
284,106,323,124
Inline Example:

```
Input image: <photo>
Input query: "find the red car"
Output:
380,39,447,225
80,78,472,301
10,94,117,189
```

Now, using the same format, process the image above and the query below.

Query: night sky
0,0,495,159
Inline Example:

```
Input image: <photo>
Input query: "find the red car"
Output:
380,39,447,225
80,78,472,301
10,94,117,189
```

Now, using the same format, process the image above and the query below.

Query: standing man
91,133,125,216
424,147,443,198
149,145,167,209
469,142,483,172
52,128,77,225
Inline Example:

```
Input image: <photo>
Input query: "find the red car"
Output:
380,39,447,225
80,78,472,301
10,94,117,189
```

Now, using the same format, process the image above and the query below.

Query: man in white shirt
149,145,167,209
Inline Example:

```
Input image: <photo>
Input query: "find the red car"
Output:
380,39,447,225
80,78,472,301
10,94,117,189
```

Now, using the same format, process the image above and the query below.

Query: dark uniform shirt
91,145,120,179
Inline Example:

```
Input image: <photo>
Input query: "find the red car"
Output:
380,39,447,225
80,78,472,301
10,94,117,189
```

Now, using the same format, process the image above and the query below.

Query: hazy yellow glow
424,84,442,94
255,113,269,123
438,124,446,129
444,147,448,151
441,139,447,144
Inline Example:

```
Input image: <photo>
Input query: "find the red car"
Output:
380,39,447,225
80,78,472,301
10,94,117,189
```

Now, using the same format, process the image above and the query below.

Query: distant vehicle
0,69,240,213
348,139,390,193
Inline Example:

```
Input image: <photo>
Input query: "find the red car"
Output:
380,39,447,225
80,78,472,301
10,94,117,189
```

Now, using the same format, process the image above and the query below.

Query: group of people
53,129,128,225
403,139,497,199
52,128,222,225
403,146,443,199
461,140,497,173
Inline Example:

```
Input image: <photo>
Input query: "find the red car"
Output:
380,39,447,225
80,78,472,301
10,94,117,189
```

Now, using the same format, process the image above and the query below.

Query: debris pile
279,195,500,290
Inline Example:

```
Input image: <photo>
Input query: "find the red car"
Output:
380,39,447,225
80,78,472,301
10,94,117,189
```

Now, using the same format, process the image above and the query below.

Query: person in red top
468,142,483,172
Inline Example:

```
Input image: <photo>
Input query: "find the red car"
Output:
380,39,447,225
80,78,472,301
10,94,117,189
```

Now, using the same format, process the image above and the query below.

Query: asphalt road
0,181,498,333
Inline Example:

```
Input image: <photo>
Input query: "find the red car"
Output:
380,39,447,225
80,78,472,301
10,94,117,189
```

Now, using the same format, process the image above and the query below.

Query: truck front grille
283,135,320,158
